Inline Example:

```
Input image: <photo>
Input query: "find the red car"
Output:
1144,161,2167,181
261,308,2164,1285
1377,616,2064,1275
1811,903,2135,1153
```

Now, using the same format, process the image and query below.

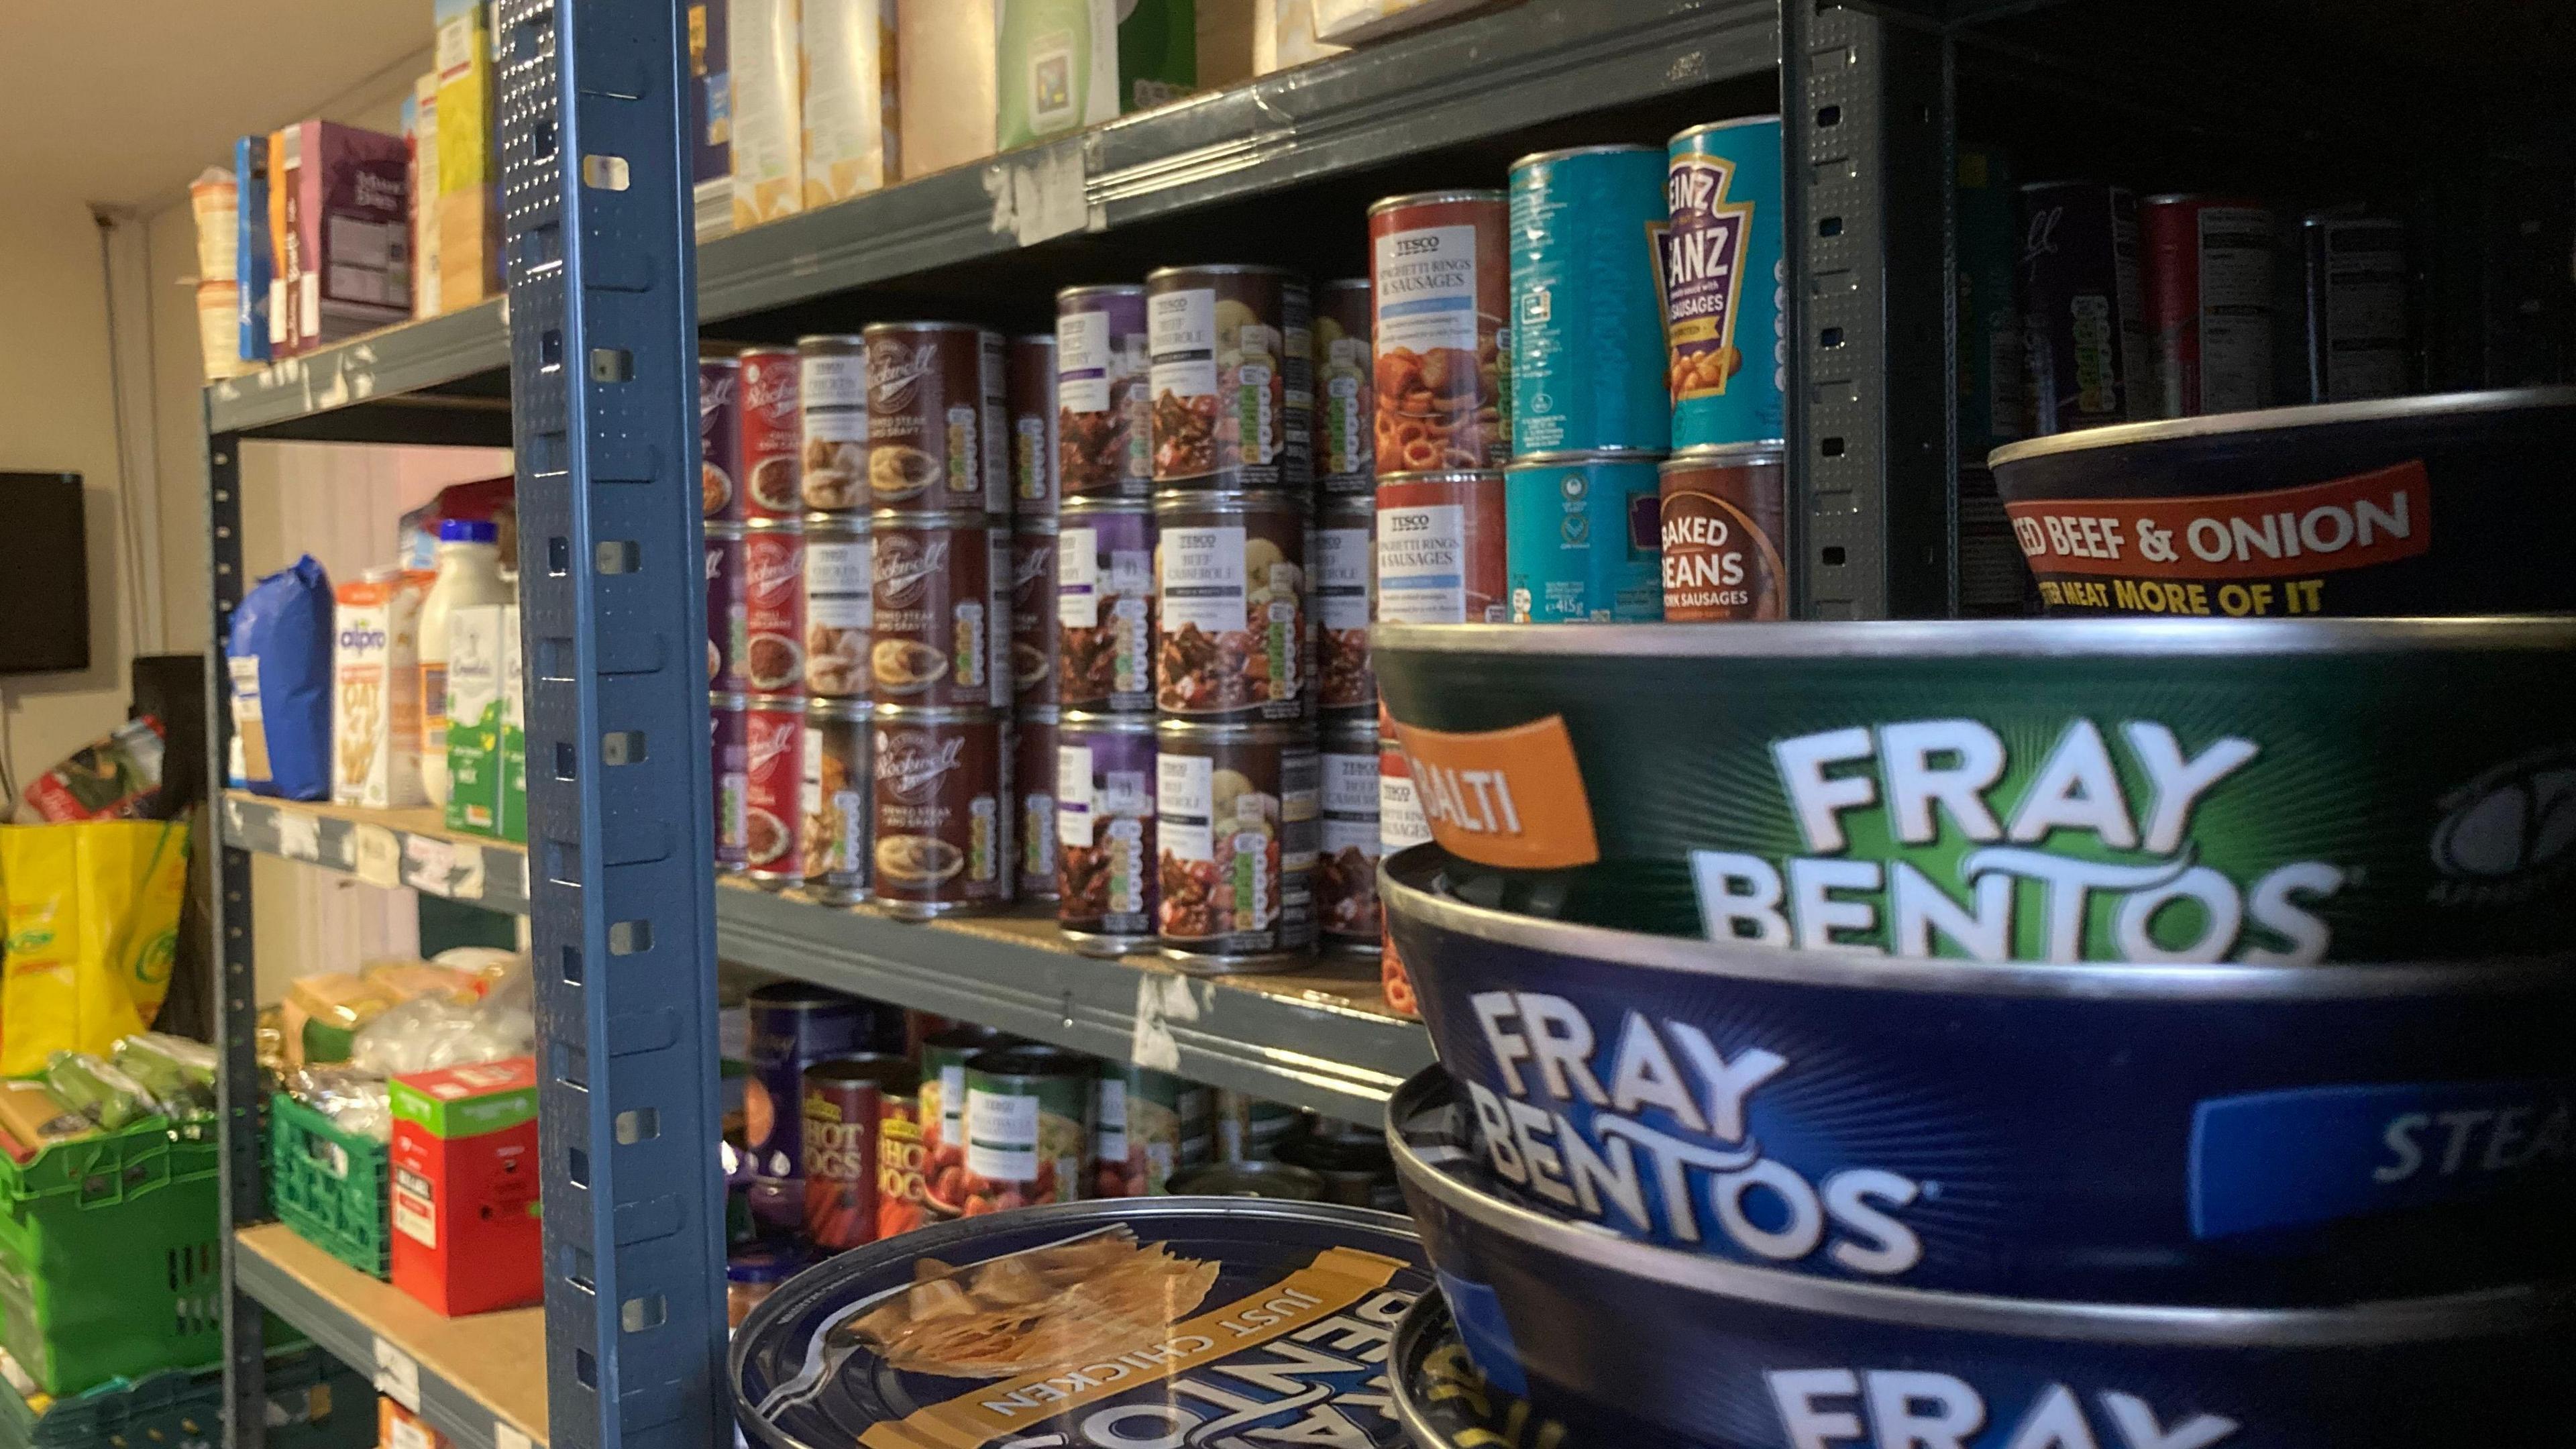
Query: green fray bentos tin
1371,619,2576,961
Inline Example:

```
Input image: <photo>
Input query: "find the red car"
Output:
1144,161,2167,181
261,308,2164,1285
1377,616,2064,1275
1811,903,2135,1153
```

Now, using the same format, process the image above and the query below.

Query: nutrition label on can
1377,504,1466,623
1160,526,1248,635
1317,525,1373,633
2194,206,2275,415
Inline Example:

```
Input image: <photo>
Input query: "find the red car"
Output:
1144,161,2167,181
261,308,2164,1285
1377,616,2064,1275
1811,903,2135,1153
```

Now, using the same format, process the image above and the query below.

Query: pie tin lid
731,1198,1434,1449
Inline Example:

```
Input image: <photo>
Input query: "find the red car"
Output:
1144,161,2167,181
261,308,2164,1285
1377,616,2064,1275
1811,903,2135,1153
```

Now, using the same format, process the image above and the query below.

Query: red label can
802,1055,913,1250
706,525,747,692
701,357,743,523
1010,525,1060,706
871,512,1008,708
864,323,1007,515
741,521,807,694
1366,191,1511,472
1658,445,1788,621
1375,470,1507,625
743,694,806,884
738,347,804,521
875,1093,930,1238
712,691,749,872
871,706,1010,917
2141,194,2277,419
1377,739,1428,1014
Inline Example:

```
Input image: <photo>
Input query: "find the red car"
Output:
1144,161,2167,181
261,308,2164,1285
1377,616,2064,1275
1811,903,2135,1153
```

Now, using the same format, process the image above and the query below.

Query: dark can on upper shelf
797,333,870,512
1154,490,1309,722
2020,180,2153,433
1006,333,1059,516
1659,443,1789,621
741,519,806,694
1014,706,1059,904
712,690,749,872
1147,265,1311,490
869,511,1008,708
1316,496,1375,716
743,694,805,888
738,347,804,521
1057,711,1157,955
700,355,743,523
802,511,870,698
2302,213,2410,405
801,697,870,904
1154,718,1319,970
1313,277,1373,495
1055,284,1152,499
1008,523,1059,706
1057,498,1156,712
870,704,1009,919
1368,190,1511,471
864,321,1007,515
706,524,747,691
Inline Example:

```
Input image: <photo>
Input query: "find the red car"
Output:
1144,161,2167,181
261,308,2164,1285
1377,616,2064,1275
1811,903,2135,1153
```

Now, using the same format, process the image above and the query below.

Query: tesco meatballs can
1155,720,1320,969
1368,191,1511,471
869,511,1008,708
1147,265,1311,491
1057,498,1157,712
1154,491,1309,722
1377,471,1508,625
1057,711,1157,955
1666,117,1786,450
869,705,1008,918
960,1044,1093,1212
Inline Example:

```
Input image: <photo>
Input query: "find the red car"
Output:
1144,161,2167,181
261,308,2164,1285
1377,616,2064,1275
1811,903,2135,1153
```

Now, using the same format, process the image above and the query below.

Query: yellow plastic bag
0,820,191,1075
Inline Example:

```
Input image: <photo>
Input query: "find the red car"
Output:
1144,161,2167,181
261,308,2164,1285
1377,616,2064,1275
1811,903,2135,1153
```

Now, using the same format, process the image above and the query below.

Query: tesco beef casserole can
1153,490,1309,723
1665,116,1786,451
1147,266,1312,491
871,705,1010,918
1317,723,1382,951
1055,284,1152,499
739,347,805,521
1316,496,1376,716
1503,453,1665,623
1368,191,1511,472
1313,278,1375,495
1509,147,1671,457
701,356,743,523
1057,498,1156,712
1386,1066,2575,1449
1057,711,1157,955
1377,471,1508,625
1155,719,1320,970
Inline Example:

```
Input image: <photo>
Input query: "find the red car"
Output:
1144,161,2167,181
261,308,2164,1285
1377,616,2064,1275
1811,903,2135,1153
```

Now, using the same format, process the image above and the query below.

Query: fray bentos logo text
1693,717,2349,965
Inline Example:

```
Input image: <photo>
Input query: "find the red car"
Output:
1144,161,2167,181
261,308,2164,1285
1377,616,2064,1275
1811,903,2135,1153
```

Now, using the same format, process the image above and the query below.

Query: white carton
731,0,806,230
804,0,900,204
332,572,429,809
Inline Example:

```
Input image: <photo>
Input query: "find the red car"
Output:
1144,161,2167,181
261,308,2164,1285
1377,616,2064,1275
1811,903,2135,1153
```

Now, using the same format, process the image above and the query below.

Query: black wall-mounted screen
0,472,91,675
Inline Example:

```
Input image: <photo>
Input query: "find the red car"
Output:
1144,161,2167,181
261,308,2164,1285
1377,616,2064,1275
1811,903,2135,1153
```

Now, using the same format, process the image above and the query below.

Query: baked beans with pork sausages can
1153,491,1309,722
1376,470,1508,625
1377,737,1428,1013
1315,496,1375,716
706,524,748,691
701,356,743,522
864,322,1008,514
1146,265,1311,491
1666,117,1787,451
1316,722,1382,952
801,698,871,904
738,347,805,521
1007,333,1060,515
1367,191,1511,470
869,511,1008,708
1009,524,1059,706
712,692,750,872
870,705,1010,918
1313,278,1374,496
1659,443,1788,620
1014,706,1060,903
1056,498,1156,713
1509,147,1673,456
1504,453,1666,623
802,1053,914,1250
1056,711,1157,955
802,511,871,698
1154,719,1319,970
743,694,806,888
798,334,871,512
742,520,808,694
1055,284,1152,499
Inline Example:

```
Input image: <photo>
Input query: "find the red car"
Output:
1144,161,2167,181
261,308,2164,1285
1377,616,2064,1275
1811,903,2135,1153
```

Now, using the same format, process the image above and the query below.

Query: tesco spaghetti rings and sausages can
802,1053,914,1250
1155,719,1320,970
1317,722,1382,951
713,691,750,872
1007,332,1060,515
1009,523,1059,706
1313,278,1375,495
706,524,748,690
865,321,1007,514
1055,284,1152,498
1368,191,1511,471
1504,453,1666,623
802,511,871,698
741,519,807,694
1056,498,1156,712
1659,443,1788,620
1377,738,1428,1013
959,1044,1095,1212
1153,490,1309,722
869,511,1008,708
797,333,870,512
1057,711,1157,955
1316,496,1376,716
1147,265,1311,491
1014,706,1059,903
801,697,871,904
869,704,1010,918
1376,470,1507,625
701,355,743,522
1509,146,1672,456
738,346,804,521
1666,116,1786,449
743,694,806,888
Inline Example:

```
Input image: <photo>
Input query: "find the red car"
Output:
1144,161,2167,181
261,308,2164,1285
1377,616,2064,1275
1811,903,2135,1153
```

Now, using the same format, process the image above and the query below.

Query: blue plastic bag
227,556,333,800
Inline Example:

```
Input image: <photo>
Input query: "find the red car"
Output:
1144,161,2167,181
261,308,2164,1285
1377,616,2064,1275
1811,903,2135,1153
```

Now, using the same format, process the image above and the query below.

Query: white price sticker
276,810,321,862
352,825,402,888
222,796,247,841
372,1336,421,1411
402,835,458,896
495,1423,534,1449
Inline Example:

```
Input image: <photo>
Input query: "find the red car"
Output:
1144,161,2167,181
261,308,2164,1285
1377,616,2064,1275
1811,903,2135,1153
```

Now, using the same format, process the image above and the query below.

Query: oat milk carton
442,603,508,836
333,570,430,808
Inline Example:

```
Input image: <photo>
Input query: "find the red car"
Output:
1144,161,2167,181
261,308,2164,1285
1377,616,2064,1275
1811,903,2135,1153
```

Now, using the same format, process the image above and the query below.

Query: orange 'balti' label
2004,460,2432,581
1389,716,1599,869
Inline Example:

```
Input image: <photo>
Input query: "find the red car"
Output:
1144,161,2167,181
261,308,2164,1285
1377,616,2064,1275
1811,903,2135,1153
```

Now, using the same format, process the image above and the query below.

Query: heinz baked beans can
713,691,750,872
1315,496,1375,716
1009,524,1059,706
1057,710,1157,955
1666,117,1786,451
797,334,870,512
864,321,1008,514
1377,738,1426,1015
802,511,871,698
801,698,871,903
870,704,1009,918
1317,722,1381,951
2141,194,2277,418
1014,706,1060,903
873,1091,929,1238
1152,491,1309,722
1313,278,1375,496
706,525,749,692
738,347,804,521
741,520,807,694
1658,443,1789,621
1155,719,1319,970
1368,191,1511,471
869,511,1008,708
802,1053,914,1250
1007,332,1060,517
1146,265,1311,492
1509,147,1672,457
743,694,806,888
1055,284,1152,499
1056,498,1156,712
1376,470,1507,625
1504,453,1666,623
2020,181,2154,432
701,356,743,523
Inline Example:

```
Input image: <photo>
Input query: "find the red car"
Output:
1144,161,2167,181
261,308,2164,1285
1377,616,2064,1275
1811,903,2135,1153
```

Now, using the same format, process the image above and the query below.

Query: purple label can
707,525,747,692
712,690,749,871
1056,498,1157,713
702,356,743,524
1056,710,1157,953
2019,180,2154,433
1056,284,1153,499
743,983,905,1231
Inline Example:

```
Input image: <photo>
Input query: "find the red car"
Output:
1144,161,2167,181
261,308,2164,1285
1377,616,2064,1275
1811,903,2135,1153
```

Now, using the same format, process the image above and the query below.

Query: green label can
1505,454,1667,623
960,1044,1094,1212
1509,146,1671,456
1092,1063,1214,1197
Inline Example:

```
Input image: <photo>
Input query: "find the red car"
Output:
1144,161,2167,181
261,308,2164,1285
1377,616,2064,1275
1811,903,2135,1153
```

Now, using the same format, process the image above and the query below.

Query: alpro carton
390,1058,541,1316
441,604,507,837
332,572,429,809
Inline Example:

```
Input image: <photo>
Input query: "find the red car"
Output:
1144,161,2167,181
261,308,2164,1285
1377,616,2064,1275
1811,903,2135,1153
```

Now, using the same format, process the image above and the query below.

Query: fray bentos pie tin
729,1198,1434,1449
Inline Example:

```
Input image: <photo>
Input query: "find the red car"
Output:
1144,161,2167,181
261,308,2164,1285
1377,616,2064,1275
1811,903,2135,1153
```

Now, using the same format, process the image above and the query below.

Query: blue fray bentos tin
1381,845,2575,1307
1665,116,1786,451
1387,1064,2575,1449
731,1197,1434,1449
1503,453,1665,623
1508,145,1671,457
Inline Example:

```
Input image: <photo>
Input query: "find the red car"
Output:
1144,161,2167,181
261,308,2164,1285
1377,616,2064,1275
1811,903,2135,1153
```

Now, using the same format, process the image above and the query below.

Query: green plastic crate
0,1342,376,1449
0,1114,221,1397
266,1095,390,1279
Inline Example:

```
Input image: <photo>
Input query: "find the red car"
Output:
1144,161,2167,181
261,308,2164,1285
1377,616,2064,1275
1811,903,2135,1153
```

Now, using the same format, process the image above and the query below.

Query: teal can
1955,143,2025,462
1503,453,1666,624
1664,115,1786,450
1508,146,1671,457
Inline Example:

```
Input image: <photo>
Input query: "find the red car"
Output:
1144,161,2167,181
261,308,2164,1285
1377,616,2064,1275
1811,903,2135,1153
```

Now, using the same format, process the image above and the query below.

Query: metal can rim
735,345,798,362
858,320,994,337
1017,705,1063,724
1316,276,1371,293
1144,263,1305,282
1058,494,1156,518
741,516,806,533
705,521,749,538
1153,718,1318,747
1376,469,1505,486
1057,282,1148,302
1507,449,1671,470
802,511,869,533
2138,193,2269,207
1987,386,2576,469
865,508,1000,529
1662,441,1789,470
1150,488,1311,516
803,697,871,721
746,693,809,710
1366,189,1505,215
700,354,743,370
1509,142,1661,172
1058,710,1159,734
1010,332,1057,347
711,691,751,708
1012,517,1062,535
1670,113,1784,144
963,1042,1097,1079
793,333,867,350
871,704,1006,723
1321,720,1381,749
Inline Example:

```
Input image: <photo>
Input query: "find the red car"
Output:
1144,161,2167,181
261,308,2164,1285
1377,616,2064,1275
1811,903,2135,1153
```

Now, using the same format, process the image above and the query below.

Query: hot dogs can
706,524,748,691
1316,496,1376,716
1155,719,1319,969
1368,190,1511,471
869,704,1009,918
1008,523,1059,706
1659,443,1788,620
1317,722,1381,951
1147,265,1311,490
873,1092,930,1238
802,1053,913,1250
797,334,871,512
739,347,805,521
2142,194,2277,418
869,511,1008,708
1013,706,1059,903
744,694,806,887
1056,498,1156,712
1377,738,1428,1014
1055,284,1152,499
802,511,871,698
1057,711,1157,954
1154,490,1309,722
961,1044,1093,1212
1509,147,1672,456
1377,470,1507,625
1314,277,1374,495
864,321,1007,514
744,983,902,1232
801,698,870,904
1666,117,1786,450
1093,1063,1214,1199
713,691,750,872
2021,180,2154,432
742,520,807,694
701,356,743,523
1007,333,1059,515
1504,453,1666,623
